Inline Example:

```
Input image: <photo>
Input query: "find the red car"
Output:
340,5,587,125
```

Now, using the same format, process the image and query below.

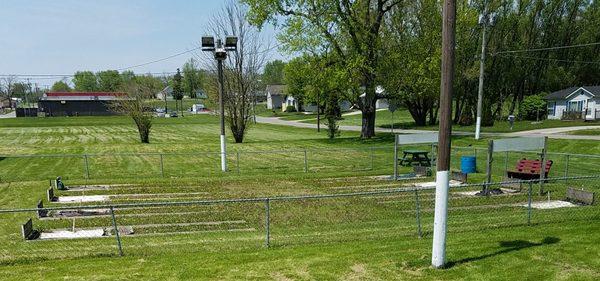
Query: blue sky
0,0,283,87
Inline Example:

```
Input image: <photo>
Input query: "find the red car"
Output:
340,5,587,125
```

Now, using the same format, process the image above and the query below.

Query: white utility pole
432,0,456,269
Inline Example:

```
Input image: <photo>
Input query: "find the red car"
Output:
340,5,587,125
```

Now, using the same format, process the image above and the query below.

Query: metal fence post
564,154,570,186
370,147,375,171
303,149,308,173
236,151,241,175
110,206,123,256
159,154,164,178
265,198,270,248
527,182,533,226
83,154,90,179
414,189,422,238
504,151,509,175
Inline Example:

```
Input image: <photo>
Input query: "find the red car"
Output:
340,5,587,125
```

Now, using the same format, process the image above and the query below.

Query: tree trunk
361,106,376,138
360,83,377,139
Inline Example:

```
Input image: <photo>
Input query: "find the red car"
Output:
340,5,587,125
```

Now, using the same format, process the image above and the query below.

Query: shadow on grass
446,236,560,268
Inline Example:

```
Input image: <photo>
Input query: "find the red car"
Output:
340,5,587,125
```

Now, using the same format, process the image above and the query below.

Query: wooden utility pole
432,0,456,269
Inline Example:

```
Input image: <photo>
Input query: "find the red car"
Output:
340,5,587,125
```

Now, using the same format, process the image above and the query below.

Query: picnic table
399,150,432,167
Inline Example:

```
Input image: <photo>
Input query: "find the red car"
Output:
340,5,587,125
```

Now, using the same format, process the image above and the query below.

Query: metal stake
236,151,241,175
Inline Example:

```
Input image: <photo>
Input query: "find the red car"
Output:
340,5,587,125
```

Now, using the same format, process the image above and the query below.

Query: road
256,116,600,140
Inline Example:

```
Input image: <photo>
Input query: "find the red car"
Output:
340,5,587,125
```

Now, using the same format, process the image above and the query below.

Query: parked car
169,111,178,118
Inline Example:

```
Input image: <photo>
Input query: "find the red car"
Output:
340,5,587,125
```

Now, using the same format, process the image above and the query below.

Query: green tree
262,60,286,85
50,81,71,92
172,68,184,115
182,58,203,99
73,71,98,91
244,0,403,138
97,70,123,92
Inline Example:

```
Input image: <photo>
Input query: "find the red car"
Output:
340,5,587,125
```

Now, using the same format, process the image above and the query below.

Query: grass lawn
0,115,599,280
568,129,600,135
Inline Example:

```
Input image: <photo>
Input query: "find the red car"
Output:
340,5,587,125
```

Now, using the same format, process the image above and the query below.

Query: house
359,86,389,109
38,92,127,117
545,86,600,121
0,96,11,108
266,85,286,110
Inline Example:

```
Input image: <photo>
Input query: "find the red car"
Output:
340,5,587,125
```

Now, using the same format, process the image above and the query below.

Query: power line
497,54,600,65
116,47,201,71
493,42,600,55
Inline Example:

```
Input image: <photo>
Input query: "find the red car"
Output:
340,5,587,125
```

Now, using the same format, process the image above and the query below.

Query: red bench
506,159,553,180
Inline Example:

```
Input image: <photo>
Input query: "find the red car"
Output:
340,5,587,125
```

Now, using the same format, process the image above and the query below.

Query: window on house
567,100,584,112
547,102,555,116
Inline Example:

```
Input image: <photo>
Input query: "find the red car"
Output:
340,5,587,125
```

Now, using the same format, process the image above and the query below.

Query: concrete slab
39,228,106,240
56,195,109,203
525,200,578,209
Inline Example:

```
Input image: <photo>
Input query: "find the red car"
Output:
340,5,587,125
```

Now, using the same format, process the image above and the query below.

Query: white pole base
432,170,450,268
475,117,482,140
220,134,227,172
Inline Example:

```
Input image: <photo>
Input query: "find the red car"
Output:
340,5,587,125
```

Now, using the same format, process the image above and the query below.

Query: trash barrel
461,156,477,174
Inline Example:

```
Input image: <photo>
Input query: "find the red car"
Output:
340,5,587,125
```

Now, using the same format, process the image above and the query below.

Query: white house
545,86,600,121
359,86,389,109
266,85,286,110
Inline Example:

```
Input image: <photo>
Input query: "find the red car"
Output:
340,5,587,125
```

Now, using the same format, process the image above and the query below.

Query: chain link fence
0,147,399,182
0,175,597,264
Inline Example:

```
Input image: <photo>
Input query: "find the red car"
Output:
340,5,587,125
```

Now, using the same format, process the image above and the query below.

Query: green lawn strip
0,218,598,280
567,129,600,136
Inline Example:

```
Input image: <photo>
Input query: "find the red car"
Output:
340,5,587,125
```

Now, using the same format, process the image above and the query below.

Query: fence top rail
453,146,600,159
0,146,394,158
0,174,597,214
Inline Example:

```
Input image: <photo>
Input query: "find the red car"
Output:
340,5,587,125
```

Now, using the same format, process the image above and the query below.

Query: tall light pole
432,0,456,269
475,1,493,140
202,36,238,172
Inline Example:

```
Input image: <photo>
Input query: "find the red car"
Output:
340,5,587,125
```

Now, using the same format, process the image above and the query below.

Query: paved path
0,111,15,119
256,116,600,140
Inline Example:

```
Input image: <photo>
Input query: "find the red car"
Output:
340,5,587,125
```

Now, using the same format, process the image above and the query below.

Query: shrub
520,94,547,121
285,105,297,112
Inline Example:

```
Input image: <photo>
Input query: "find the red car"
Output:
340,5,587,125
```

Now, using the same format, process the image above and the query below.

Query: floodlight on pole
202,35,238,172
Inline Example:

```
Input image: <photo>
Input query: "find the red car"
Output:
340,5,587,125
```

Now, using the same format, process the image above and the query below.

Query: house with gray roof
266,85,287,110
544,86,600,121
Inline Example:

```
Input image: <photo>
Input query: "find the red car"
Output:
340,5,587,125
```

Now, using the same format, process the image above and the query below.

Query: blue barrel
461,156,477,174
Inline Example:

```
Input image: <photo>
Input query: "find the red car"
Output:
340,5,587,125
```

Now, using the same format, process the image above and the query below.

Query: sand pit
56,195,110,203
525,200,578,209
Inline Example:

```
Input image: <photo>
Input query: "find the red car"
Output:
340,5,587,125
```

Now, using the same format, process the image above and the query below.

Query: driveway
256,116,600,140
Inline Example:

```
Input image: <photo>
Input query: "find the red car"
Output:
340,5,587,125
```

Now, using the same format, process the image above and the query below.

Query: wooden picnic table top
402,150,430,154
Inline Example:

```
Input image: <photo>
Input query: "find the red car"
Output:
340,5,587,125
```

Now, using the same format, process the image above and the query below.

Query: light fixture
201,36,215,51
